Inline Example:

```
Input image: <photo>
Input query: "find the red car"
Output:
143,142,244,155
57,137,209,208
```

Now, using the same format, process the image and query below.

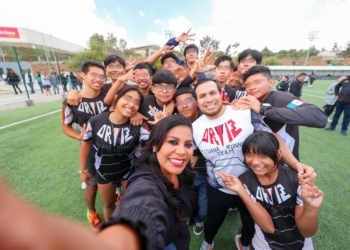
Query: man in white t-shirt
193,78,311,250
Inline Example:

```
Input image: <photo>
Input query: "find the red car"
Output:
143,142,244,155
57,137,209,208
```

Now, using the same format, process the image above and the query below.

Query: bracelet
79,169,88,174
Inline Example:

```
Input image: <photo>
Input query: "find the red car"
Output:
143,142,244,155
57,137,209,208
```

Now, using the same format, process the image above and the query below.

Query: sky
0,0,349,54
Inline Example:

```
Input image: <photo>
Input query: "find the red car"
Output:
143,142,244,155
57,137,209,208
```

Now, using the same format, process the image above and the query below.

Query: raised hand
160,45,175,55
215,170,243,193
125,55,136,71
148,105,168,125
175,28,196,45
130,112,149,126
119,69,139,83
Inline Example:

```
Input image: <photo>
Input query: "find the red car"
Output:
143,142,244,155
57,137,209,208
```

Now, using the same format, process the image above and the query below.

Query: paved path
0,81,66,112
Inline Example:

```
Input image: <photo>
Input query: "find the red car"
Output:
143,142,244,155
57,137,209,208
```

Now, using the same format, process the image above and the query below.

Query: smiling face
245,73,274,102
151,83,176,106
134,68,152,90
185,48,198,64
245,148,281,177
115,90,141,118
195,80,223,118
82,66,105,91
162,57,177,72
106,61,126,80
155,125,193,179
228,71,242,88
175,93,198,121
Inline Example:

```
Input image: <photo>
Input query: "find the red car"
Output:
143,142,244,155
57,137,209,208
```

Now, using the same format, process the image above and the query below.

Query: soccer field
0,80,349,249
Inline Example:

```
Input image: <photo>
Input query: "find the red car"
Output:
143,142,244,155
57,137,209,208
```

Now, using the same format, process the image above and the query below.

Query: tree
214,51,226,58
309,46,320,57
178,43,186,55
199,35,220,55
321,47,325,52
105,33,119,54
89,33,105,46
224,42,240,57
261,46,274,57
340,41,350,58
332,43,338,52
264,57,282,65
68,35,108,70
118,38,127,52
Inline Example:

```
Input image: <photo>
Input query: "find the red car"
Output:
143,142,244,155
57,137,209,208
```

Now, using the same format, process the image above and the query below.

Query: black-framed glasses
153,84,175,93
175,98,195,107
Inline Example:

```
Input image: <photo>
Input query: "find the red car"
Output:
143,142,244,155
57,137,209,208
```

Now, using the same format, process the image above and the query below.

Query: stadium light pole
50,34,58,72
41,33,51,69
304,31,319,66
13,46,30,100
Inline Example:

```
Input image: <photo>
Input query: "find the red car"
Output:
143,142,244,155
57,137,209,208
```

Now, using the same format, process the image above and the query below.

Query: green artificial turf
0,80,349,249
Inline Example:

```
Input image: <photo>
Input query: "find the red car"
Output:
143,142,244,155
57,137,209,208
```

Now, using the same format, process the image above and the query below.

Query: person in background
60,73,68,92
6,69,22,94
309,74,317,87
49,70,60,95
323,76,347,122
70,72,78,90
41,71,52,96
303,75,309,86
76,72,83,90
325,76,350,136
289,73,306,98
276,75,290,92
35,72,44,93
228,66,242,89
24,69,35,94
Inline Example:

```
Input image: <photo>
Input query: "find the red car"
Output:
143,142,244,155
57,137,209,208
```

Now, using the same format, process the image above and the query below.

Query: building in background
130,44,160,57
0,27,84,54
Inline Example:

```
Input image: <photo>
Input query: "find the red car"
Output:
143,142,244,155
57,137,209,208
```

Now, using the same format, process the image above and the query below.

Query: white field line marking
302,89,327,93
0,109,61,130
302,94,325,99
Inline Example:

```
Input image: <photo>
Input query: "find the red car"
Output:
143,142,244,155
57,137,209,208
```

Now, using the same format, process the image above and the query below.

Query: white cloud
154,19,165,25
0,0,136,49
139,11,145,17
147,32,166,46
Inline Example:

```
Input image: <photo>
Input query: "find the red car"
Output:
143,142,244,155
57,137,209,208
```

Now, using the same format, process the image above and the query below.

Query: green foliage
340,42,350,58
199,35,220,56
214,50,226,58
261,46,275,57
264,56,282,65
154,57,163,71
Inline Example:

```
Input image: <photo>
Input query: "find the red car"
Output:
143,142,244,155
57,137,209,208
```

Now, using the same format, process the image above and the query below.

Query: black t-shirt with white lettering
235,84,247,99
63,91,110,134
239,165,313,250
83,112,150,183
224,85,236,102
138,95,166,129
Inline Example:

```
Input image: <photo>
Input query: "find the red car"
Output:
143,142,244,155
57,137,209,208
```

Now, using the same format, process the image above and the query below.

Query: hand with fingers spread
175,28,196,45
148,105,168,125
215,170,244,194
130,112,149,126
118,69,139,83
125,55,136,71
160,45,175,55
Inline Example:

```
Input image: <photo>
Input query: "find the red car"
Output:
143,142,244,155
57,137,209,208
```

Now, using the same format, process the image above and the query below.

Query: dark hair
160,53,178,65
284,75,289,81
136,115,196,223
243,65,272,82
183,44,199,57
233,66,238,71
193,78,221,100
133,62,154,76
173,87,194,101
242,132,280,165
152,70,178,87
81,61,106,75
37,72,41,77
298,73,307,77
214,55,234,68
103,55,126,68
238,49,263,64
112,85,144,108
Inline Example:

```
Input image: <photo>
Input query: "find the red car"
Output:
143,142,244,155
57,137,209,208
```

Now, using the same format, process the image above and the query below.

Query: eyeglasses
90,72,106,81
153,84,176,93
216,66,232,71
176,98,195,107
107,64,124,70
185,49,198,55
239,58,256,64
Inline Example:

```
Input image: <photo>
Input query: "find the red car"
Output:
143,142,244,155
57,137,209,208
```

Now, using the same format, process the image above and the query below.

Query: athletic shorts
43,85,51,88
95,166,135,185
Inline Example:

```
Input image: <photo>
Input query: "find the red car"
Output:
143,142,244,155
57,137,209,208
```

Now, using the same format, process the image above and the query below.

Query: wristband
79,169,88,174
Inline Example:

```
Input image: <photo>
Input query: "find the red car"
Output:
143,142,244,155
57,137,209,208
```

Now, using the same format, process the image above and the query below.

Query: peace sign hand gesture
119,69,139,83
148,105,168,126
125,55,136,71
175,28,196,45
160,45,175,55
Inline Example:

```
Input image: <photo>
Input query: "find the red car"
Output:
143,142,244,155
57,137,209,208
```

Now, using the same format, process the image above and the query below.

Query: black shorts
86,146,97,186
96,166,135,185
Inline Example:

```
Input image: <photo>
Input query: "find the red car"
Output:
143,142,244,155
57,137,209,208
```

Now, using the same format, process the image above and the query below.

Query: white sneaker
328,118,332,122
116,187,122,196
81,182,87,190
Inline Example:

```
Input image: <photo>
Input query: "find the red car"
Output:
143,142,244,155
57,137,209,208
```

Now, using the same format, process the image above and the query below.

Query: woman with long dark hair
6,69,22,94
35,72,44,93
102,115,197,250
